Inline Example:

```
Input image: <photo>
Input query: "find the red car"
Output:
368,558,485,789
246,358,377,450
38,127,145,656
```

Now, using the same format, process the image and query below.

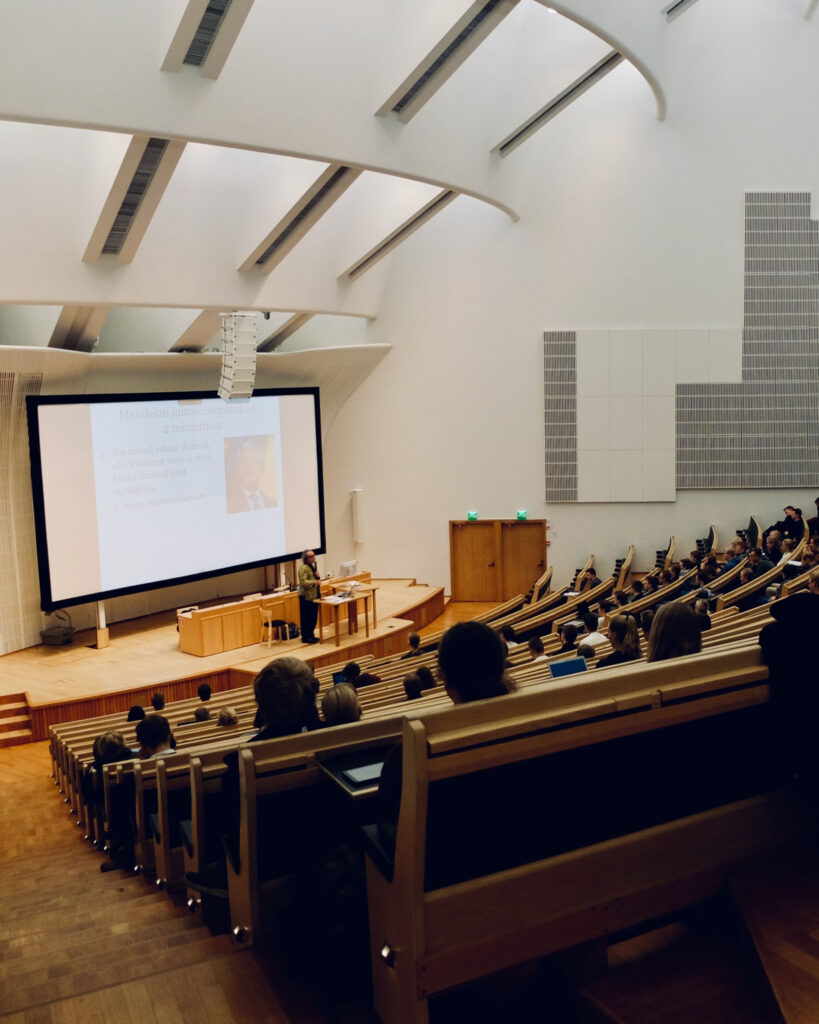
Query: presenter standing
298,550,321,644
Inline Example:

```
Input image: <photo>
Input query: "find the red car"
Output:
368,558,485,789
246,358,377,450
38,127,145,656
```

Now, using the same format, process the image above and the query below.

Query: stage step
731,847,819,1024
0,693,32,747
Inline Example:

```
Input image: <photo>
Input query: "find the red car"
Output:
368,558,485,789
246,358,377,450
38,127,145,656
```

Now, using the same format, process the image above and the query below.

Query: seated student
578,567,602,591
765,530,783,563
343,661,361,688
658,568,675,588
735,567,770,612
252,657,321,740
646,602,702,662
760,568,819,794
403,673,423,701
378,622,516,844
322,683,362,726
557,623,579,654
93,732,139,873
639,608,655,640
178,705,211,727
528,636,548,662
720,537,748,572
808,496,819,538
628,579,645,603
400,632,422,659
748,547,775,576
216,706,240,727
500,624,518,648
580,610,607,648
150,692,165,712
416,665,436,690
357,672,382,688
596,597,614,626
126,704,145,722
596,614,641,668
197,682,212,703
136,714,174,758
614,589,630,609
693,597,712,631
576,643,596,662
642,575,659,596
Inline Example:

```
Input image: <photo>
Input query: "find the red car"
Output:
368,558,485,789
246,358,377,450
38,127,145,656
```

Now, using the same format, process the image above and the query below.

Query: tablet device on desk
550,657,588,679
341,762,384,785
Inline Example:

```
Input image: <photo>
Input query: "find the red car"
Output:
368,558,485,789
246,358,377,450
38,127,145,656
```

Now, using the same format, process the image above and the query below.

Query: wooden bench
361,646,812,1024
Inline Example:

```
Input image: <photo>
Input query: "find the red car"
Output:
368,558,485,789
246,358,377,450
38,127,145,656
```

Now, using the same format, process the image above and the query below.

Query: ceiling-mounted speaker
218,313,257,400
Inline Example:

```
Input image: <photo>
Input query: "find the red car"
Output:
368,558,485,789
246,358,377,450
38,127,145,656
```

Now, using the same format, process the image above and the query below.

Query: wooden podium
178,592,299,657
177,571,372,657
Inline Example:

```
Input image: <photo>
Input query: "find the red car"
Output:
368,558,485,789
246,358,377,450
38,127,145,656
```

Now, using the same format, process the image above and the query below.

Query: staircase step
0,931,237,1015
731,847,819,1024
0,701,29,718
0,715,33,733
0,728,34,748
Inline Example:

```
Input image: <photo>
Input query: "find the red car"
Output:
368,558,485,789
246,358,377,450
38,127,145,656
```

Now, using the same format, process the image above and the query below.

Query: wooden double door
449,519,548,602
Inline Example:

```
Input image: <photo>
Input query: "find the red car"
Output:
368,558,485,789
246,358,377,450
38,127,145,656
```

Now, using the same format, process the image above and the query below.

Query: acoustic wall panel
547,190,819,502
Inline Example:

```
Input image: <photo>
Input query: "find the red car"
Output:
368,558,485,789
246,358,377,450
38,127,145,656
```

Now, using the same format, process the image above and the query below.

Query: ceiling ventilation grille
662,0,702,21
393,0,505,115
255,166,353,267
378,0,518,123
184,0,233,66
342,190,457,281
102,138,169,255
495,50,623,156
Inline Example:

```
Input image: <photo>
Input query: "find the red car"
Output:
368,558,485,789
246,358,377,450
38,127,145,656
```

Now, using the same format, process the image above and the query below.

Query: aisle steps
0,692,32,747
731,847,819,1024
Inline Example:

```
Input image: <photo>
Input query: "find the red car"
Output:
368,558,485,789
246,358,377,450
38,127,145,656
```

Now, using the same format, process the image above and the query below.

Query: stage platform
0,579,445,740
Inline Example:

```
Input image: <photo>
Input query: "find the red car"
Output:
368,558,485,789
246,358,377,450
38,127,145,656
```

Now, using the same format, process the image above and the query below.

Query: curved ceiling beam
535,0,667,121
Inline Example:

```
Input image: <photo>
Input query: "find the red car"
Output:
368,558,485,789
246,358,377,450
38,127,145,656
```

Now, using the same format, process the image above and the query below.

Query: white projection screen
27,389,325,611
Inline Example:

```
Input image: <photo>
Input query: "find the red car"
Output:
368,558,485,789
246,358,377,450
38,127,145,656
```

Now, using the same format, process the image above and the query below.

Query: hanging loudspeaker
218,313,257,400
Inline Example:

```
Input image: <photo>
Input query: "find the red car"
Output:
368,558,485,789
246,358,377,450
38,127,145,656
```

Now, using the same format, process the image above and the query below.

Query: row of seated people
77,583,817,1023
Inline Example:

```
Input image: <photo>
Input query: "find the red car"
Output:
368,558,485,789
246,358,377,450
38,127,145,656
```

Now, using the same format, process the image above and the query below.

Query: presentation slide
28,390,324,610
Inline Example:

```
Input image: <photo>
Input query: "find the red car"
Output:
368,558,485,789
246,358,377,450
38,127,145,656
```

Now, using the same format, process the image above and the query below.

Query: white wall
320,0,819,589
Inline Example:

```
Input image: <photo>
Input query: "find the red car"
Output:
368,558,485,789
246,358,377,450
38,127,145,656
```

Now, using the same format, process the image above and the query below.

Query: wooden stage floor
0,579,447,706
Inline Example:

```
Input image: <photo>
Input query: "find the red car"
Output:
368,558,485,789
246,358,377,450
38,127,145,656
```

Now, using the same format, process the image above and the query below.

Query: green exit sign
516,509,528,520
467,510,478,521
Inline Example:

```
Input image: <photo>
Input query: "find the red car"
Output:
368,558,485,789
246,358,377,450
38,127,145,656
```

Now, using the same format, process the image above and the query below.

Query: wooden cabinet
449,519,547,602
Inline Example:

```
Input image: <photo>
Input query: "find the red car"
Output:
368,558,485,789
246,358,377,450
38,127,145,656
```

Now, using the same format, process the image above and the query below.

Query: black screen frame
26,388,325,612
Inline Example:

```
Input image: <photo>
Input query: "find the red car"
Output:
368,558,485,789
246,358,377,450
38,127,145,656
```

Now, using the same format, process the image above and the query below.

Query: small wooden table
330,582,378,628
317,587,373,647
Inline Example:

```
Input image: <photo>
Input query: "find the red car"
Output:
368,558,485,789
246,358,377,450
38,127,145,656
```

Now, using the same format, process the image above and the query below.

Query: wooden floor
0,741,376,1024
0,580,444,706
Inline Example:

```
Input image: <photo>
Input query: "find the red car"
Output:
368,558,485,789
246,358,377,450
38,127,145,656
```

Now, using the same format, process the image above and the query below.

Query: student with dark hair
126,704,145,722
597,615,641,668
528,636,547,662
628,579,644,603
437,622,516,703
639,608,655,640
557,623,579,654
581,611,606,647
642,575,659,596
193,705,210,722
416,665,436,690
253,657,320,739
500,624,518,647
343,661,362,688
576,643,595,661
748,547,775,576
197,683,212,702
403,673,423,701
614,589,630,608
646,602,702,662
400,632,421,659
136,714,174,758
150,692,165,711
